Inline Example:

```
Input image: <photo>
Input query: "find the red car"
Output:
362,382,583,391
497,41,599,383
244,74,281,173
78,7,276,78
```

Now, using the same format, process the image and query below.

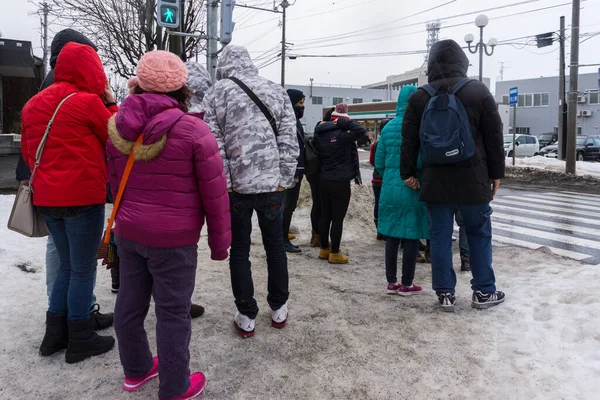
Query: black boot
65,317,115,364
91,303,114,331
40,312,68,356
110,268,120,294
190,303,205,319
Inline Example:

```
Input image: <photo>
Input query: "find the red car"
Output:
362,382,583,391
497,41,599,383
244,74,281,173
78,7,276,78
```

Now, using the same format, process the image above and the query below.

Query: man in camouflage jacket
202,45,299,337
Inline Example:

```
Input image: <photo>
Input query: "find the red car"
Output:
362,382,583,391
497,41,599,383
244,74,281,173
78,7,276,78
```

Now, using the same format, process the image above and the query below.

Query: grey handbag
7,93,76,237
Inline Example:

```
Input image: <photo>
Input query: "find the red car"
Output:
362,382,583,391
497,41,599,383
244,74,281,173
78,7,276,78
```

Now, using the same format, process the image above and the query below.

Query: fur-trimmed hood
108,115,167,161
111,92,200,161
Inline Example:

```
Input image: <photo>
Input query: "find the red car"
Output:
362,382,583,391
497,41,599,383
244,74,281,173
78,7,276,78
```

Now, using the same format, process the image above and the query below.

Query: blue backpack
419,78,475,165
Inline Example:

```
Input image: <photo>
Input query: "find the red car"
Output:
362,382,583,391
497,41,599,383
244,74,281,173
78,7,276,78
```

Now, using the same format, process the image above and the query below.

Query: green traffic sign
163,7,174,23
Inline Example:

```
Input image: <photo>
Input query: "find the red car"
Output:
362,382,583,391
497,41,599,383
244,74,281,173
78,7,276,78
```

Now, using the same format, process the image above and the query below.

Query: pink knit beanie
130,51,188,93
331,103,350,120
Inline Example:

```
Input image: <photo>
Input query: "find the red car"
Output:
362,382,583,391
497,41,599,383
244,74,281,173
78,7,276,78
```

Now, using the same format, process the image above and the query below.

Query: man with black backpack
202,45,299,337
400,39,505,312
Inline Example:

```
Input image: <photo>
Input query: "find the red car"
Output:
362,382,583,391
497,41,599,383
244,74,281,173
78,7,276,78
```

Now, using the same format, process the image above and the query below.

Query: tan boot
310,232,321,248
328,252,349,264
288,233,296,241
319,248,331,260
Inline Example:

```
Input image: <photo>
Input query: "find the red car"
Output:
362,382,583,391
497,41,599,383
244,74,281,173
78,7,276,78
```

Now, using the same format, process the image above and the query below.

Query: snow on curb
506,156,600,179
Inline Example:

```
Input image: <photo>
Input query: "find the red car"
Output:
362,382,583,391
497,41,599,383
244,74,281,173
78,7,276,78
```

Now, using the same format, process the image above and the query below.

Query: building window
332,97,344,105
518,92,549,107
352,98,363,104
555,126,583,135
588,90,599,105
372,99,382,103
516,127,530,135
502,95,509,105
312,96,323,105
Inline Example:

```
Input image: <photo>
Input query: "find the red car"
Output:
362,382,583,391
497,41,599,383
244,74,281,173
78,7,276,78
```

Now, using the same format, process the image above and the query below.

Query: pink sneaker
387,283,401,294
398,284,423,296
160,372,207,400
123,356,159,392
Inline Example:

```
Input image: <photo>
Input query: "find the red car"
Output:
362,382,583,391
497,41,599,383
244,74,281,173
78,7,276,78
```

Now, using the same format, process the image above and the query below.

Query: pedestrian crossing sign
157,0,180,29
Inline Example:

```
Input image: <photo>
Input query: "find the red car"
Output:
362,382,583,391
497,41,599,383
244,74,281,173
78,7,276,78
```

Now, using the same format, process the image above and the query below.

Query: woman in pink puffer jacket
107,51,230,400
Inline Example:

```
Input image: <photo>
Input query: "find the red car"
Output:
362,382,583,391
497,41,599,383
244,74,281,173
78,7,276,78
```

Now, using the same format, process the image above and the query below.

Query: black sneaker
438,293,456,312
472,291,505,309
284,241,302,254
190,304,205,319
90,304,114,331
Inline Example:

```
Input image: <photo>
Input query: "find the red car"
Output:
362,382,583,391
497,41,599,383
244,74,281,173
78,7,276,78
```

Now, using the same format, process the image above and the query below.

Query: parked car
539,136,600,161
538,132,558,148
504,134,540,158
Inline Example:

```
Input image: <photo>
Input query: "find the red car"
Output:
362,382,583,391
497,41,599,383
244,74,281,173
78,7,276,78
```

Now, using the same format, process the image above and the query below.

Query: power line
290,1,574,51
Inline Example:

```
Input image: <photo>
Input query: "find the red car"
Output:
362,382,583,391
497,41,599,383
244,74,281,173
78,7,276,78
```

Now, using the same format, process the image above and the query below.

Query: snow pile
507,156,600,179
1,194,600,399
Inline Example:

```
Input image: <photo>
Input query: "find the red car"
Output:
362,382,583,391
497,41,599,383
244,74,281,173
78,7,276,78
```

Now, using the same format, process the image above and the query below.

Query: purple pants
114,236,197,400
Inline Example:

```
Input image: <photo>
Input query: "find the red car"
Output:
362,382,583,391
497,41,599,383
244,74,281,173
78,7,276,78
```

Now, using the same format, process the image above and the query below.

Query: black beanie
287,89,305,106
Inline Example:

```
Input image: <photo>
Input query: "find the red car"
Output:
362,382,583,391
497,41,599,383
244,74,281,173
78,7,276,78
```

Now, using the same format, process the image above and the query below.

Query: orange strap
103,136,143,244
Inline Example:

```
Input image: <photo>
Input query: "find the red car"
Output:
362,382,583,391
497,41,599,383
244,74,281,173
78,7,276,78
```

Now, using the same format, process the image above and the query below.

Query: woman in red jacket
21,42,117,364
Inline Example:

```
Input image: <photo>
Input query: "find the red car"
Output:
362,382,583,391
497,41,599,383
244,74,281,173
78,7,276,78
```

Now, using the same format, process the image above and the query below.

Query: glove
354,175,363,186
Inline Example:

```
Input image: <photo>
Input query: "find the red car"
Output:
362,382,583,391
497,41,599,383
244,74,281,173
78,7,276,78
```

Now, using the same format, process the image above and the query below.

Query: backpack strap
421,84,436,97
451,78,474,95
228,77,279,136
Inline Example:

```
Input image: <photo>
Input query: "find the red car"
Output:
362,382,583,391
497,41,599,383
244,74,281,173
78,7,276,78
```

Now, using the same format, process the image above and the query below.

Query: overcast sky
2,0,599,91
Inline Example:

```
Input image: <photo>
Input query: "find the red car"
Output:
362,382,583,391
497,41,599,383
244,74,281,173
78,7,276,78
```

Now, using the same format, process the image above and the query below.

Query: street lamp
465,14,497,82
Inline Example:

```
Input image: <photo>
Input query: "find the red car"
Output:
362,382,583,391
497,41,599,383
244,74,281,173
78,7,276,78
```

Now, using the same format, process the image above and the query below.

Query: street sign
157,0,180,29
509,87,518,105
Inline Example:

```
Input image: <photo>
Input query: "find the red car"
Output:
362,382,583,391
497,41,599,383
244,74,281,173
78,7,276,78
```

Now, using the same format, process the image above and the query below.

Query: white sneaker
234,312,255,338
271,302,288,329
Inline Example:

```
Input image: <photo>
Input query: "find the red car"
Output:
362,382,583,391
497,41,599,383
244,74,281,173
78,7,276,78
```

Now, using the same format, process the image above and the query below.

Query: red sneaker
159,372,207,400
123,356,159,392
386,283,401,295
398,284,423,296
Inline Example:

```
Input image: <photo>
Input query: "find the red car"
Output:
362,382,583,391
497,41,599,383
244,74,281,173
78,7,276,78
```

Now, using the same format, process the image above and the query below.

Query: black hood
49,29,97,69
427,39,469,83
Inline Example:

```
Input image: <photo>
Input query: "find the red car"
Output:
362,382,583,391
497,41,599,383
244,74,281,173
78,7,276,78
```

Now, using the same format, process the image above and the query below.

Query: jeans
306,174,321,233
428,204,497,295
454,210,470,259
372,184,381,224
385,238,419,286
46,235,97,308
229,191,289,319
283,177,303,239
114,236,197,400
319,180,351,254
43,205,105,320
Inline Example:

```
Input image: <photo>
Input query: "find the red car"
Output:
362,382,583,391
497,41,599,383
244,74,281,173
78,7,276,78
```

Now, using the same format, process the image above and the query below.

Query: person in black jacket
314,103,366,264
400,39,505,311
283,89,306,254
306,107,335,248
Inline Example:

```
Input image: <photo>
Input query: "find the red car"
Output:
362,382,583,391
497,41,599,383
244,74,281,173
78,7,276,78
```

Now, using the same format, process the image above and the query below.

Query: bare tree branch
48,0,206,78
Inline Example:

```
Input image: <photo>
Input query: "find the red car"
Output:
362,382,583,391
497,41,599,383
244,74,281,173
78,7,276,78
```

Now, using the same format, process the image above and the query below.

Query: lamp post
465,14,498,82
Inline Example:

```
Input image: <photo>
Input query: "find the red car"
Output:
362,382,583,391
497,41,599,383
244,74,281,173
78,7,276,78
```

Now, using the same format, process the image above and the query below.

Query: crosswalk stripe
493,221,600,251
452,226,592,261
547,192,600,202
491,235,592,261
491,204,599,225
560,191,600,198
493,212,600,238
519,193,599,207
492,199,600,219
501,195,594,212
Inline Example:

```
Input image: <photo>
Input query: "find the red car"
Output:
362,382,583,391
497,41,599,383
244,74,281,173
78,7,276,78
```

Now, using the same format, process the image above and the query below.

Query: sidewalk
0,155,19,191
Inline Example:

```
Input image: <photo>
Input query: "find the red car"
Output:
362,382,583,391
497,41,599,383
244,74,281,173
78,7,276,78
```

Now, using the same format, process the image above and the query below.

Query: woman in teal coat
375,85,428,296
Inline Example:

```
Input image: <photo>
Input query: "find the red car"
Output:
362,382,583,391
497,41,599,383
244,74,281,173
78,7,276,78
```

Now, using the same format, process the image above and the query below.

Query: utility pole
280,0,289,86
168,0,185,59
41,2,50,77
558,16,567,160
207,0,219,81
566,0,580,174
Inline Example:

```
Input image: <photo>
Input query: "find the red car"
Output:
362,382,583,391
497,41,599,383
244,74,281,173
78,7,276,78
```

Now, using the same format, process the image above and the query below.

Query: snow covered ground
507,156,600,179
1,188,600,399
